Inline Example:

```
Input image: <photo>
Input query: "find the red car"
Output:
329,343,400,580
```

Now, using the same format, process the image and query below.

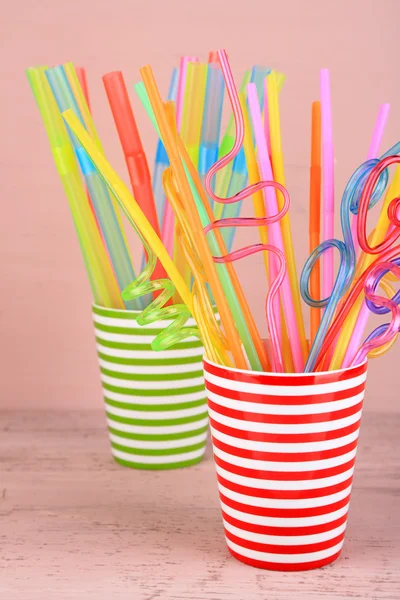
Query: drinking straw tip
208,50,219,63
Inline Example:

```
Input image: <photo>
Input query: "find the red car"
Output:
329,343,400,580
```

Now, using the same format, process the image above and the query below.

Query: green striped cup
92,304,209,470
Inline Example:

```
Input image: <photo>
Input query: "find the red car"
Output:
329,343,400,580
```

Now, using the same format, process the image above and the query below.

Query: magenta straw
247,83,304,372
263,78,272,159
161,55,198,257
350,103,390,254
320,69,335,301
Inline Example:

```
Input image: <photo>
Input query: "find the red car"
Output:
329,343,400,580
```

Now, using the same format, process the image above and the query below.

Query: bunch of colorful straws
27,49,400,374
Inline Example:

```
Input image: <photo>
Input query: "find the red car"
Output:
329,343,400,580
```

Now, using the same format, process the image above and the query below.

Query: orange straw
140,64,248,369
76,67,91,111
309,101,322,344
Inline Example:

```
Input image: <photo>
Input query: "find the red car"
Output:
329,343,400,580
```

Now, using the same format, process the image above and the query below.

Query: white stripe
207,388,364,415
95,330,199,344
226,537,344,564
210,425,360,453
103,388,205,405
215,464,355,490
105,403,208,420
223,519,347,546
220,501,349,527
218,483,352,509
208,407,362,434
106,416,209,435
97,343,203,360
212,445,357,472
93,313,198,329
109,431,208,450
98,358,203,375
100,372,204,391
204,370,366,397
111,446,205,464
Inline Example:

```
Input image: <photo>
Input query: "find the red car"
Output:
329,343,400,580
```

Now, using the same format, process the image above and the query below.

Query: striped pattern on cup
203,357,368,571
92,304,209,470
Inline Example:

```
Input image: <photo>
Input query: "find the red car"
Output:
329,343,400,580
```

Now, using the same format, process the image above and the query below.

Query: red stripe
216,473,354,501
213,455,356,482
207,398,363,425
219,491,351,519
224,528,345,556
212,435,358,463
205,379,366,406
204,358,367,387
209,415,361,444
222,510,348,536
227,546,342,571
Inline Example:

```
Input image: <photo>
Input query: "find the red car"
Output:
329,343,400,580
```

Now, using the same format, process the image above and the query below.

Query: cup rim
203,355,367,378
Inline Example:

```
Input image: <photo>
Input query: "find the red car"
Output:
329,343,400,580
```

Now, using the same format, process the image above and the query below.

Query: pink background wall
1,0,399,410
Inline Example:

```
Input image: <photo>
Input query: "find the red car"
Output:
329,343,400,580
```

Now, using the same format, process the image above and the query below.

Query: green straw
26,67,124,309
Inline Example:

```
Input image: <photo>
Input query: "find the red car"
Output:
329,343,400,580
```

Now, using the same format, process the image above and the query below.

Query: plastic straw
62,109,194,312
267,71,308,360
309,101,322,344
75,67,91,110
139,66,253,370
214,70,251,209
161,57,197,257
102,71,169,292
45,65,139,310
247,83,304,372
199,63,225,210
320,69,335,301
27,67,123,309
180,62,207,168
152,67,178,229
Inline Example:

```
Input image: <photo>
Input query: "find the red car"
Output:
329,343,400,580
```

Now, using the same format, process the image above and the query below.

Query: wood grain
0,411,399,599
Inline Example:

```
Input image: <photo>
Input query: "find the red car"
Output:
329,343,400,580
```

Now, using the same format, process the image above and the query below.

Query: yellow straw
62,109,194,312
267,71,308,361
330,165,400,368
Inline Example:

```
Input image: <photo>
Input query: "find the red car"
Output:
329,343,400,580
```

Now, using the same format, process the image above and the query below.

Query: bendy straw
309,101,322,344
27,67,123,309
139,66,262,370
350,103,390,254
45,65,139,309
198,63,225,208
247,83,304,372
135,78,270,371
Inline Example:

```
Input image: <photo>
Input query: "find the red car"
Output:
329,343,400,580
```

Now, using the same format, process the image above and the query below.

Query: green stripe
100,367,203,382
105,397,206,411
112,454,204,470
98,352,204,366
102,382,205,396
93,305,140,320
106,411,208,427
108,424,208,441
110,440,206,456
95,337,203,351
95,323,173,336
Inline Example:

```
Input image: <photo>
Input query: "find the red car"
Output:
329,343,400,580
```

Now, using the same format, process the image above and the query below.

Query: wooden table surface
0,411,399,599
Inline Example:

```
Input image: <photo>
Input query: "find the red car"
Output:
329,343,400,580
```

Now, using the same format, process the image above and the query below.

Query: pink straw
342,104,391,368
161,55,198,256
247,83,304,372
320,69,335,300
263,79,272,159
350,103,390,254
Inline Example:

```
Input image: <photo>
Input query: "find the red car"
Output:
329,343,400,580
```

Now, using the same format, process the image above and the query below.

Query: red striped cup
203,357,367,571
